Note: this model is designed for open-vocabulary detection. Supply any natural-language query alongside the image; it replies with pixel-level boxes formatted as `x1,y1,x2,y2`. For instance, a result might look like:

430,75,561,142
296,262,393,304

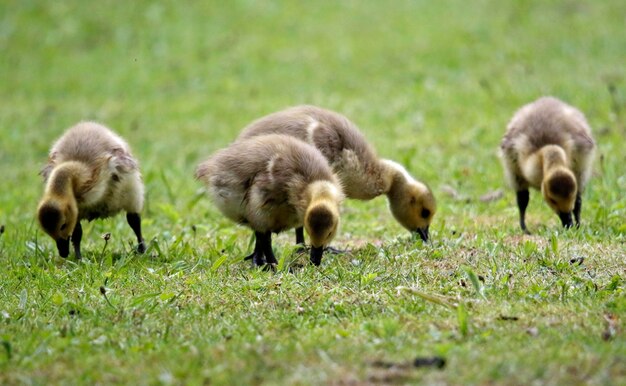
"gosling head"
304,181,342,266
541,168,577,228
388,180,436,242
37,198,78,257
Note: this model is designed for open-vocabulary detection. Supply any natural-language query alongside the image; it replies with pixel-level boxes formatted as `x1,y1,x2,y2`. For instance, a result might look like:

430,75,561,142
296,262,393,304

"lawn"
1,0,625,384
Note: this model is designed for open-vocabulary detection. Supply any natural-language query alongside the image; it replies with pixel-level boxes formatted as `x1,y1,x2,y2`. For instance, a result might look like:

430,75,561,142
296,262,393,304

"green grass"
1,0,625,384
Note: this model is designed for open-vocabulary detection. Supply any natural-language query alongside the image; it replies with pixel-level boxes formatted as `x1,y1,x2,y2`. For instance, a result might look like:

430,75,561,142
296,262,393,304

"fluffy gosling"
195,134,344,266
38,122,146,258
500,97,596,233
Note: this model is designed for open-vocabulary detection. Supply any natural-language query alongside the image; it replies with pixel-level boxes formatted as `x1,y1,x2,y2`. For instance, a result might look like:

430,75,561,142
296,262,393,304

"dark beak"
415,226,429,242
310,246,324,266
56,238,70,258
559,211,573,228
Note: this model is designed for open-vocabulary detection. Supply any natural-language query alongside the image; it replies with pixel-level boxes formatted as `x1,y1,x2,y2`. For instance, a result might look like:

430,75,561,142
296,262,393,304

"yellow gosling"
196,134,343,266
500,97,595,233
38,122,145,258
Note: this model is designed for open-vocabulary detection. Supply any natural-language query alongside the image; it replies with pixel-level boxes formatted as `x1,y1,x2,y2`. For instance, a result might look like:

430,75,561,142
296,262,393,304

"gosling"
500,96,596,233
38,122,146,258
195,134,344,266
237,105,436,243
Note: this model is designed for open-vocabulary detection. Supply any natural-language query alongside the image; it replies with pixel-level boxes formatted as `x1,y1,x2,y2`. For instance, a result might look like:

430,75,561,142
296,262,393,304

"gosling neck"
381,159,412,198
46,161,91,199
298,181,343,216
540,145,568,175
303,180,342,209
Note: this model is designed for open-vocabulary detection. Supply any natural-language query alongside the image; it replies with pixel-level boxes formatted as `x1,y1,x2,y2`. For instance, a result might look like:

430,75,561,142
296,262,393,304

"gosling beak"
415,226,429,242
56,237,70,258
559,211,573,228
310,246,324,266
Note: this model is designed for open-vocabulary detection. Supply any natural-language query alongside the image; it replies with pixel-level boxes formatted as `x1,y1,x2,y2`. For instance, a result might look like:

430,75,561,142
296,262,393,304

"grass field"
1,1,625,384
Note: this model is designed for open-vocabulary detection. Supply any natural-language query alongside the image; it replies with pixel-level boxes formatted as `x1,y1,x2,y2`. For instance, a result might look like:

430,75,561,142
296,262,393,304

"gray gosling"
195,134,344,266
237,105,436,243
38,122,146,258
500,97,595,233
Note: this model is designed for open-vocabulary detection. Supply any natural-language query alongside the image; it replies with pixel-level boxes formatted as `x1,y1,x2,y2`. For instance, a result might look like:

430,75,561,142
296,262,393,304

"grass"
1,0,625,384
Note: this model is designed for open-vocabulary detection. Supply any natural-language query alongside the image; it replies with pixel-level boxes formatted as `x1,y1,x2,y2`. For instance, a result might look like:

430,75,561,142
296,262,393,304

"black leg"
261,232,278,265
294,227,307,254
516,189,530,234
573,191,582,227
295,227,305,246
71,222,83,259
126,213,146,253
246,231,267,266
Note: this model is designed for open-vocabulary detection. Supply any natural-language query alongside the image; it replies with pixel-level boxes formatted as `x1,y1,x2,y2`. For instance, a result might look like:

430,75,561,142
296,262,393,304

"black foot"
137,240,146,254
295,244,307,255
245,252,276,271
245,251,266,267
245,231,277,268
244,252,276,264
295,244,345,255
325,246,345,255
264,251,278,265
262,263,277,272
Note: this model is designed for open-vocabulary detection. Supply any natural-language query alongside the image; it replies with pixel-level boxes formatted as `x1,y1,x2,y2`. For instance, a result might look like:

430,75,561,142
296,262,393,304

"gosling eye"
421,209,431,219
60,223,67,231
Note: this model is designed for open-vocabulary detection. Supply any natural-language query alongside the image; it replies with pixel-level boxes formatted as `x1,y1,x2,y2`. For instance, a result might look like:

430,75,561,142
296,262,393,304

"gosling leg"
295,227,305,246
261,232,278,266
516,189,530,234
294,227,307,254
71,222,83,260
245,231,270,267
126,213,146,253
573,191,582,227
